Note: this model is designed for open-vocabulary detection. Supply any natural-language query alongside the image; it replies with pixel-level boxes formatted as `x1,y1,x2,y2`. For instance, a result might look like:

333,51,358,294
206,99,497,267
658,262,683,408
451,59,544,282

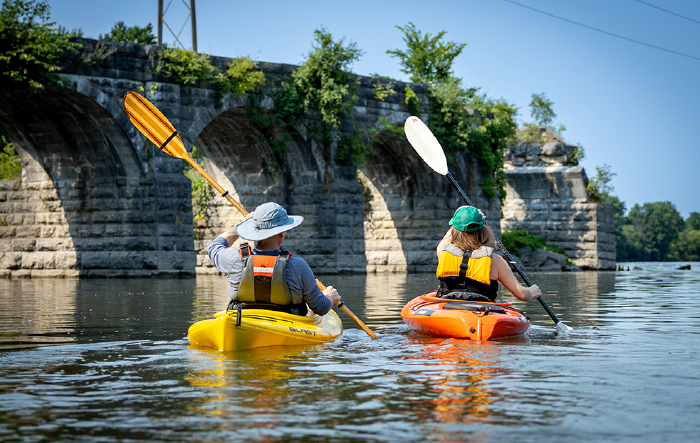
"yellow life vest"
436,244,493,285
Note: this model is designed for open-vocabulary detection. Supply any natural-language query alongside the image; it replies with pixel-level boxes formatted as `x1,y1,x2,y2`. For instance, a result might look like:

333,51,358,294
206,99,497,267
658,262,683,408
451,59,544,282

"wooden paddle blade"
404,116,449,175
122,91,188,159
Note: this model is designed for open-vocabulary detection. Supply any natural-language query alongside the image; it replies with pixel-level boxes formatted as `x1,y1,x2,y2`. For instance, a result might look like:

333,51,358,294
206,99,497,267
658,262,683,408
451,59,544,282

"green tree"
627,201,685,261
680,229,700,261
616,223,646,261
502,228,568,258
520,92,566,141
99,21,155,45
274,28,362,140
388,23,516,201
685,212,700,231
606,195,626,225
608,195,636,262
529,92,556,129
0,0,81,97
669,212,700,261
387,22,466,84
587,164,616,203
56,24,82,38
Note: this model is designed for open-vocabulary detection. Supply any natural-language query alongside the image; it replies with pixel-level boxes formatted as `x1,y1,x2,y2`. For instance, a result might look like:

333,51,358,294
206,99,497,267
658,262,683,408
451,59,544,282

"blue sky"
50,0,700,217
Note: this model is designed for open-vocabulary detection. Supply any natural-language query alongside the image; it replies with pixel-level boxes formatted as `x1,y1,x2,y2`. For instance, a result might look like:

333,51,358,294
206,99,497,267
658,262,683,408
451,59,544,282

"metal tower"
157,0,197,52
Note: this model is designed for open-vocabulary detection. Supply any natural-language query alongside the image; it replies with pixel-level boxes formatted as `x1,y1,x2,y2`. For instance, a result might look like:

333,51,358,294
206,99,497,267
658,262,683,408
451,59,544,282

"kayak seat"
227,301,308,325
442,302,507,314
440,291,494,303
227,299,307,315
236,303,291,312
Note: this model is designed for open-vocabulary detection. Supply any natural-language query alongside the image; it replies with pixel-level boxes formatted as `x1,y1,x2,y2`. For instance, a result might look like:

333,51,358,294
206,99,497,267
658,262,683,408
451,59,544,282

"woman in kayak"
207,202,341,316
436,206,542,303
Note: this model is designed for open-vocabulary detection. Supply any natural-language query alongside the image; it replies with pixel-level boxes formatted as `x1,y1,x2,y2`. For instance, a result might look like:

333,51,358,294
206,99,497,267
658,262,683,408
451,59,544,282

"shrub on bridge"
160,48,218,86
159,47,265,99
273,28,362,144
216,57,265,96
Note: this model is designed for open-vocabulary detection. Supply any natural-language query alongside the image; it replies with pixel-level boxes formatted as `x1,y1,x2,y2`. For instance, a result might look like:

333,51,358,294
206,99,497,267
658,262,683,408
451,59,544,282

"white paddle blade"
557,321,574,333
404,116,449,175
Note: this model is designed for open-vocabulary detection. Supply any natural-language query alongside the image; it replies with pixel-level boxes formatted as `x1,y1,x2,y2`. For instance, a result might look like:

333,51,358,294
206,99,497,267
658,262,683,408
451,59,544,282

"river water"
1,262,699,442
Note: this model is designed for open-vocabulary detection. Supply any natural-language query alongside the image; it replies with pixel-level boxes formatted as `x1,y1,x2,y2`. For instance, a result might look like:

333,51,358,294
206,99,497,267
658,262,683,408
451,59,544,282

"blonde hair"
450,225,494,251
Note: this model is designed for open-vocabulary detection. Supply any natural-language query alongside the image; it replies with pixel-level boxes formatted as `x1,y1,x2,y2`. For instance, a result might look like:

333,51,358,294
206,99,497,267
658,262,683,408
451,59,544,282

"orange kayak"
401,293,531,340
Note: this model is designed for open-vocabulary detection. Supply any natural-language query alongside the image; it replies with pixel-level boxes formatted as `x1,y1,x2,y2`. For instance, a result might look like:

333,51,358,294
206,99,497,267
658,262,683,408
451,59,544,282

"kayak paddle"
404,115,573,333
122,91,379,340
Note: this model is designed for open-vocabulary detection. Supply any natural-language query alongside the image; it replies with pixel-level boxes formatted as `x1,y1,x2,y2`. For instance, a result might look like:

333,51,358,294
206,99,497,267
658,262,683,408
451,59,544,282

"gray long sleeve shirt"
207,237,332,315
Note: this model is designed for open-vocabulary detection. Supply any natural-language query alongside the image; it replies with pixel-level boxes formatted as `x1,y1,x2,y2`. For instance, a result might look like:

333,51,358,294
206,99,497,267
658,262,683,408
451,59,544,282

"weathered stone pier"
501,141,616,270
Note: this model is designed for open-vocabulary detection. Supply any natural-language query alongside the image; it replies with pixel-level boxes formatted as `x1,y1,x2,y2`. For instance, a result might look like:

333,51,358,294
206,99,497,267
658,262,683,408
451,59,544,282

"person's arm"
436,228,452,258
216,212,254,247
206,212,257,272
217,228,239,247
286,257,338,315
207,236,241,275
491,254,542,301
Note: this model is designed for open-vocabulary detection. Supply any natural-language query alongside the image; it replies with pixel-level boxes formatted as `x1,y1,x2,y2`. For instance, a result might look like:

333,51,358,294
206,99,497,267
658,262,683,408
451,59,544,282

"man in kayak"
207,202,341,316
436,206,542,303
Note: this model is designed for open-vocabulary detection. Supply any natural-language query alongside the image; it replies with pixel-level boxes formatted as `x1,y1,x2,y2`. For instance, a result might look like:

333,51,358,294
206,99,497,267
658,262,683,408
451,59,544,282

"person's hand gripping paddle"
122,91,378,339
404,116,573,333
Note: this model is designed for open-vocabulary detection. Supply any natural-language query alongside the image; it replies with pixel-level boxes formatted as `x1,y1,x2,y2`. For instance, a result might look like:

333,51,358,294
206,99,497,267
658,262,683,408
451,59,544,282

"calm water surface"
1,262,699,442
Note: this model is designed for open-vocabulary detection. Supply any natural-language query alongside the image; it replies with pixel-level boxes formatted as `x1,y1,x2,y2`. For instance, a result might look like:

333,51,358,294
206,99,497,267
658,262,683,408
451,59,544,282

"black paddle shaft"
446,172,563,325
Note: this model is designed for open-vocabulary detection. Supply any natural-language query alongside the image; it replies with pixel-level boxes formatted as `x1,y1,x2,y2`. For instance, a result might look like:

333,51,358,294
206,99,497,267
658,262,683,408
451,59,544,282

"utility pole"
157,0,198,52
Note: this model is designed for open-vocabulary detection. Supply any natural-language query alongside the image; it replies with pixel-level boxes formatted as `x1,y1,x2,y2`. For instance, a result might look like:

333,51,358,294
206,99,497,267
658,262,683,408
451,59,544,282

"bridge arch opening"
190,106,368,274
0,86,194,277
357,129,457,273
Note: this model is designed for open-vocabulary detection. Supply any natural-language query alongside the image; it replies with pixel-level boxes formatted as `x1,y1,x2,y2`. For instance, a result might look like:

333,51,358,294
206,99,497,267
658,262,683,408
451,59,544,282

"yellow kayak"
187,308,343,351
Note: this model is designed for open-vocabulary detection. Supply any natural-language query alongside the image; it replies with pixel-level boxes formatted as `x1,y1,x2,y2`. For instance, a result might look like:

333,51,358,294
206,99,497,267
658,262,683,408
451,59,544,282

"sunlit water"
1,262,699,442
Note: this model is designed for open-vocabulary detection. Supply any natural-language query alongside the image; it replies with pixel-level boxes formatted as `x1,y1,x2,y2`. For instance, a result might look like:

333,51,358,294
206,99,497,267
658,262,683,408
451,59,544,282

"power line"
503,0,700,62
633,0,700,26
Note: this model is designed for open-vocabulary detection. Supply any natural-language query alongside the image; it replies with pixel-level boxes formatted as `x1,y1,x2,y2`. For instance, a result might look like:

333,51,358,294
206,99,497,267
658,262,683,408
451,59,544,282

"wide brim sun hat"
235,202,304,241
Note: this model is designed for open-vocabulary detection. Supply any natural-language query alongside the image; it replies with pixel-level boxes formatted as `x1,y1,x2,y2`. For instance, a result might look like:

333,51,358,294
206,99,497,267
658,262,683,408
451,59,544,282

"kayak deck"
401,293,530,340
188,308,343,351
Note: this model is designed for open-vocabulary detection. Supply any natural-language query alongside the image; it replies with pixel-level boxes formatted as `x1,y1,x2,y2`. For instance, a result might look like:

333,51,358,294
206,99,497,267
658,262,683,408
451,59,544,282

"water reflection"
189,274,230,322
0,279,199,350
0,279,78,348
405,339,502,425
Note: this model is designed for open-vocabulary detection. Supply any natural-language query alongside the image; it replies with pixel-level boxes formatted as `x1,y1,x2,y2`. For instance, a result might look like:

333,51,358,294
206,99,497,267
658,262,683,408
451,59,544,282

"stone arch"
357,128,499,273
0,86,195,277
189,105,367,274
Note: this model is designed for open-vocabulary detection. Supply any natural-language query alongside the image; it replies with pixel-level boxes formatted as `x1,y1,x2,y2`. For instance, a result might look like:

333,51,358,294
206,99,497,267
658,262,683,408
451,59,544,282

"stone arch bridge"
0,39,499,278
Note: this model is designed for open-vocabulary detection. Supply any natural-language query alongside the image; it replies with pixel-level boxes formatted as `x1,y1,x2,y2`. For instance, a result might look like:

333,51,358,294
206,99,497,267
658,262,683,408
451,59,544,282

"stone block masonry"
501,166,616,270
